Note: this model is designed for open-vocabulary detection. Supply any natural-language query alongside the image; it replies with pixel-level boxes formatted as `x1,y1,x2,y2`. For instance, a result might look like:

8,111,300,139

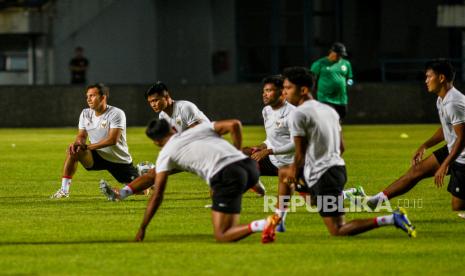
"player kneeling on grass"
51,83,139,198
282,66,416,237
135,118,280,243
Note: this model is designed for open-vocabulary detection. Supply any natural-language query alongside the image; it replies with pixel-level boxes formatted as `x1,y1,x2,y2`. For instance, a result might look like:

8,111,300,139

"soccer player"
135,118,280,243
100,81,264,200
367,60,465,213
99,81,210,200
51,83,139,198
244,75,365,232
282,66,415,237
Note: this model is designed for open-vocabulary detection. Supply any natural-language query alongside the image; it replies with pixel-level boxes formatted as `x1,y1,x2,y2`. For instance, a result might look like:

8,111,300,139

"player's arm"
213,119,242,149
435,123,465,187
251,141,295,161
287,136,307,185
135,171,169,242
86,128,122,151
412,127,444,166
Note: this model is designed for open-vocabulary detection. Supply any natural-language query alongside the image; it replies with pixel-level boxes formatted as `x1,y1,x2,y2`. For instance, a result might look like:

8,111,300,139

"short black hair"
262,75,284,89
87,83,109,99
146,118,171,141
145,81,169,99
282,67,314,89
425,59,456,82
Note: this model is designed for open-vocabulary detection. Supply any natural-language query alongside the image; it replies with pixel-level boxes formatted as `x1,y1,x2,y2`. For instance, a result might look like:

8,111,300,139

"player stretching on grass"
51,83,139,198
135,118,280,243
100,81,265,200
243,75,365,232
367,60,465,214
282,66,416,237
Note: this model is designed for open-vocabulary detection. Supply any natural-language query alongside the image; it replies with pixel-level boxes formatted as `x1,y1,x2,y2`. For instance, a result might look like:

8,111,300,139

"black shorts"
85,150,139,184
308,166,347,217
258,155,279,176
433,145,449,164
209,158,259,214
433,145,465,200
321,102,347,121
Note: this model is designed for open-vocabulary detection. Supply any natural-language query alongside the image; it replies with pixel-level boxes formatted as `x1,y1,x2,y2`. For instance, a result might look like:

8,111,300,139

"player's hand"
135,228,145,242
411,146,426,166
251,149,272,162
434,164,448,188
68,143,77,155
285,165,298,187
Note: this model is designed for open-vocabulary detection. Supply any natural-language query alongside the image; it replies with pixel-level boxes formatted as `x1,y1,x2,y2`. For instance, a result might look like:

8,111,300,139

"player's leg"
447,162,465,211
452,196,465,211
211,211,251,242
99,161,142,200
210,159,280,243
321,208,416,237
52,147,94,198
367,153,440,208
275,166,291,231
101,170,156,201
322,215,377,236
251,156,278,196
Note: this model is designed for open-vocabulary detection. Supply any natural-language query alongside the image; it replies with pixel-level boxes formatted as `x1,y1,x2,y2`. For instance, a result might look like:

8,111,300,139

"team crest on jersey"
276,120,283,128
341,65,347,71
100,120,108,128
176,117,182,126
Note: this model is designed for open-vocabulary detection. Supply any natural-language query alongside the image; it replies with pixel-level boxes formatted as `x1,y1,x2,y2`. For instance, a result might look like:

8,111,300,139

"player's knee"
452,203,465,211
213,232,228,242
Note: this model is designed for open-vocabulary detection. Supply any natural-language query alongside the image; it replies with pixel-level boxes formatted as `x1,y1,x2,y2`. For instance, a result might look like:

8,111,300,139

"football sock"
368,191,388,207
275,208,288,222
61,176,72,193
119,186,134,200
342,187,357,199
375,215,394,226
248,219,267,232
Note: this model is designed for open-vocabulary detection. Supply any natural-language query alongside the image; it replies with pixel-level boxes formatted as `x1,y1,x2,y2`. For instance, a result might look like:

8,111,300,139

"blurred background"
0,0,464,126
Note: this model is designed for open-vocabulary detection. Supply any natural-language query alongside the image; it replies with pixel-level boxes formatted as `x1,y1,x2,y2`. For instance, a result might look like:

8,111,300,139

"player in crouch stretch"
135,118,280,243
366,60,465,215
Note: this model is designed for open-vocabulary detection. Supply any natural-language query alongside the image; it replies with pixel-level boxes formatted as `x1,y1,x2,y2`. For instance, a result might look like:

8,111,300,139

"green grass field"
0,125,464,275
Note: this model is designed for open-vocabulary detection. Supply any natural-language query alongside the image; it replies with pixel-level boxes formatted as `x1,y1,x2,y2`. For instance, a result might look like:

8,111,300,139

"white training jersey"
262,101,295,168
289,100,345,187
436,87,465,164
78,105,132,164
155,122,247,185
159,100,210,133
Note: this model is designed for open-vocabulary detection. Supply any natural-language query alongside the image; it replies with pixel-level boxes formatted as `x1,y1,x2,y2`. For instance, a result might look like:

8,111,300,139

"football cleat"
458,213,465,220
393,207,416,238
354,185,367,197
99,179,117,201
50,189,69,199
251,180,266,197
261,214,281,243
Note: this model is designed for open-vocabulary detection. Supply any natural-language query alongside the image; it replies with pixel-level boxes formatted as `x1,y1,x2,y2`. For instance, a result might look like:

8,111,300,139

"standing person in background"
69,46,89,84
310,42,353,121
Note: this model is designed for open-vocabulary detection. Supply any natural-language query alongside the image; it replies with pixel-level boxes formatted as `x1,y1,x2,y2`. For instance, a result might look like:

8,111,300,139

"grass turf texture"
0,125,463,275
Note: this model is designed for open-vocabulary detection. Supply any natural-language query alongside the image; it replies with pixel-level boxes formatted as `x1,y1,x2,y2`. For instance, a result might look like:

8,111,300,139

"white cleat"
99,179,117,201
50,189,69,199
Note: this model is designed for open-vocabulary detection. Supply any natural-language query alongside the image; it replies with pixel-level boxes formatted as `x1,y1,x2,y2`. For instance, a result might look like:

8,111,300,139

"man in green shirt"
310,42,353,121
